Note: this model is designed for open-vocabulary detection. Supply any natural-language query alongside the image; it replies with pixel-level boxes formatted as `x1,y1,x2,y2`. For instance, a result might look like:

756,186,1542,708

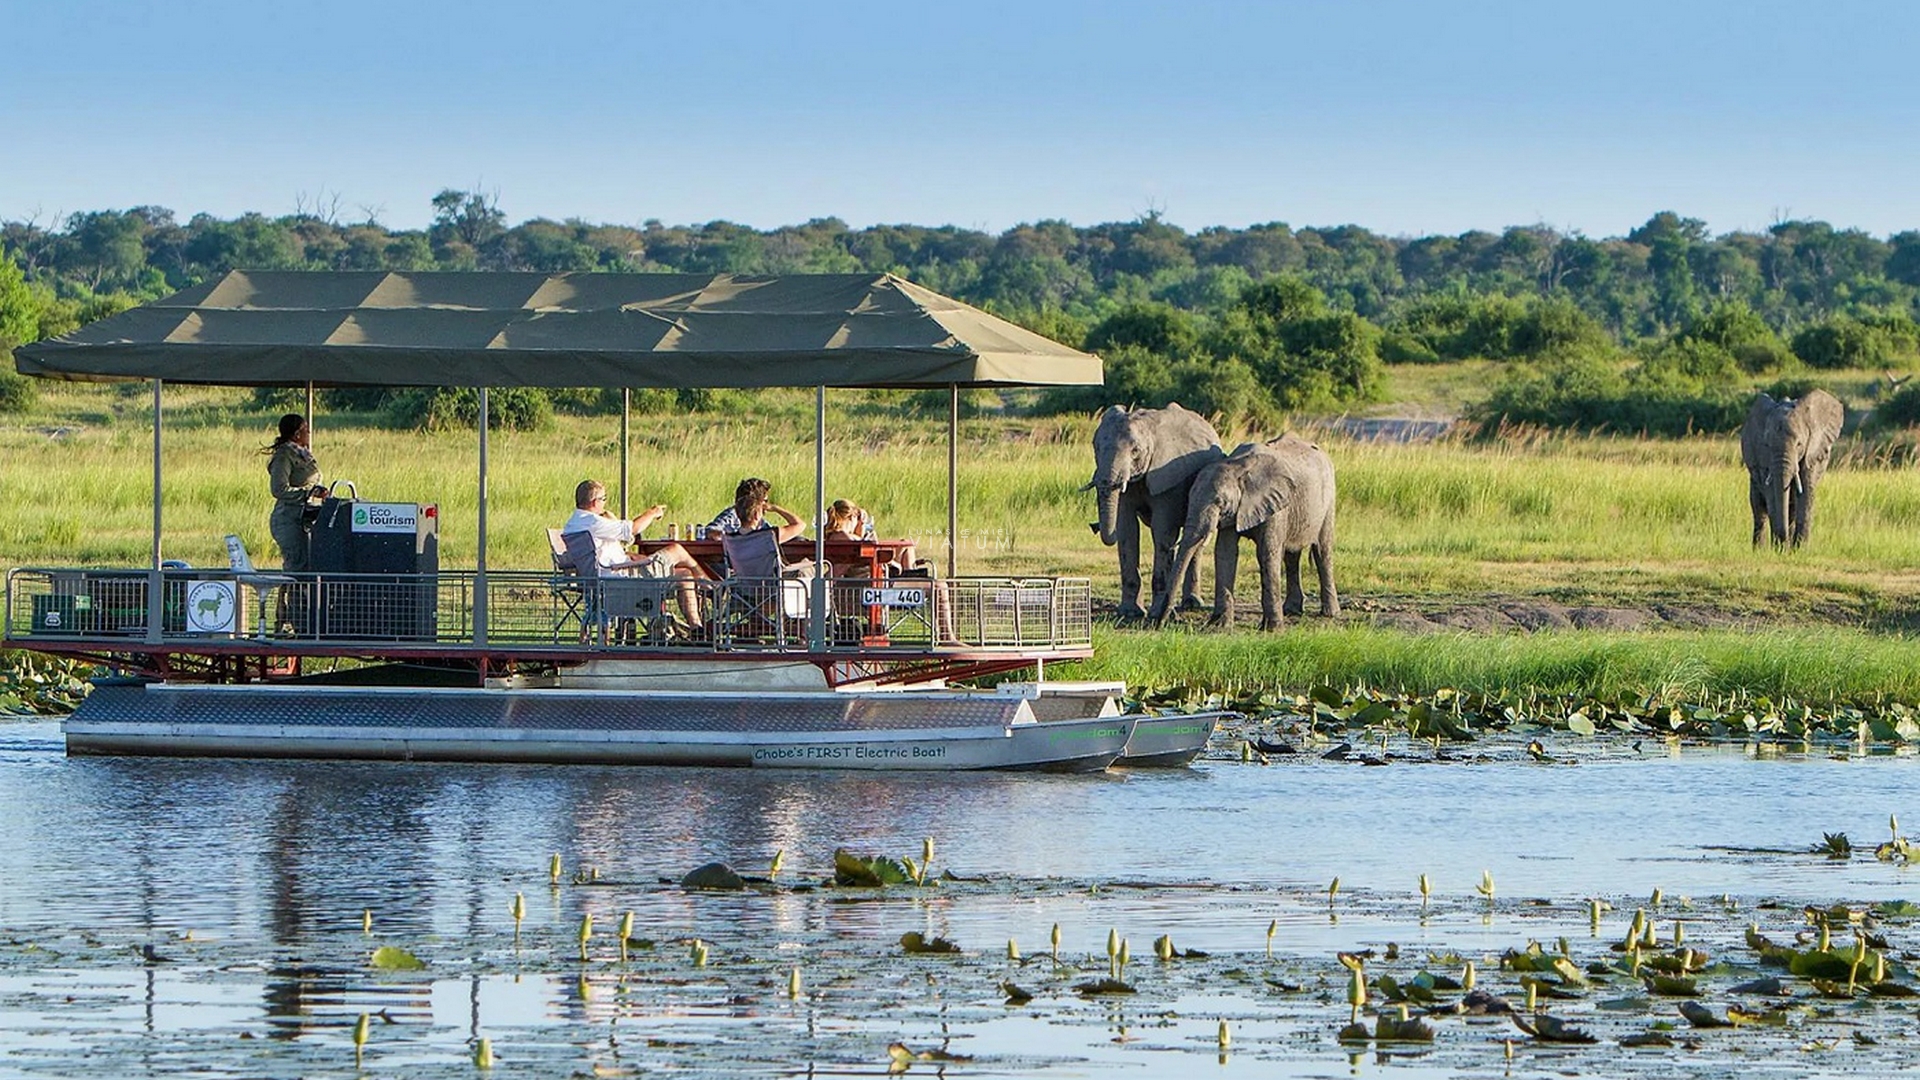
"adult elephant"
1085,403,1225,621
1149,435,1337,631
1740,389,1844,549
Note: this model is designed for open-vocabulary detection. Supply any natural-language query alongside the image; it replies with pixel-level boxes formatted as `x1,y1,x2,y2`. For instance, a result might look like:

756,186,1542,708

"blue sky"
3,0,1916,238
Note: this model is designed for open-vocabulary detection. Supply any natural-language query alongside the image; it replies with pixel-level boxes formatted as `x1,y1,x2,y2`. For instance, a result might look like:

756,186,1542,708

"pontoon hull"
62,683,1133,772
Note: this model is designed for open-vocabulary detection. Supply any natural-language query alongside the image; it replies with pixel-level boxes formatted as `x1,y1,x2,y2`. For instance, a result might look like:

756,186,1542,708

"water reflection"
4,718,1919,1076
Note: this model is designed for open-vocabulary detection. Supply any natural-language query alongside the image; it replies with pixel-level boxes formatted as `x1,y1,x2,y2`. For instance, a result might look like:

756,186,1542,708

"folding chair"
545,528,587,642
717,529,823,646
560,530,681,645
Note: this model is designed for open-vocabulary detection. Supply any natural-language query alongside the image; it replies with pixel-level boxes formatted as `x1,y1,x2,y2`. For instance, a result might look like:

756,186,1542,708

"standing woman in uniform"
264,412,325,571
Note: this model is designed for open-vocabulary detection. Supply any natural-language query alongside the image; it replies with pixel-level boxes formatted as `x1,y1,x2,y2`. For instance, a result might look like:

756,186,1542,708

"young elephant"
1740,389,1843,549
1149,435,1337,631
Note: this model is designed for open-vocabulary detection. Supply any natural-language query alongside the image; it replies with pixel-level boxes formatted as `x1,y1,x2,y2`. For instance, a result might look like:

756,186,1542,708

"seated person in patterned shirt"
705,476,771,538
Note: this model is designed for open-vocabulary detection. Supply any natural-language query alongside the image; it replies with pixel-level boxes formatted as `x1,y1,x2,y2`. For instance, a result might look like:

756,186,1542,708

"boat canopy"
13,270,1103,389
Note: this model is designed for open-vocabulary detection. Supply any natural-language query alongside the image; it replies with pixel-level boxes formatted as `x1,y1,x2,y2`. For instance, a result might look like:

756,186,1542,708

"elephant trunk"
1167,505,1221,602
1094,471,1127,547
1770,449,1795,547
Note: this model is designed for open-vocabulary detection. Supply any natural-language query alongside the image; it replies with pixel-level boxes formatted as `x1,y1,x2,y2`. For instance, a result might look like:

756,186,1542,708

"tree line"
5,192,1920,432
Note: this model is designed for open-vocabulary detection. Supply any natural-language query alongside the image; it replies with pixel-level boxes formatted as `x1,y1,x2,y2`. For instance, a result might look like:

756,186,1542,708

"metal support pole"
304,382,314,442
810,385,827,651
147,379,163,644
947,384,958,578
619,388,631,518
474,387,489,647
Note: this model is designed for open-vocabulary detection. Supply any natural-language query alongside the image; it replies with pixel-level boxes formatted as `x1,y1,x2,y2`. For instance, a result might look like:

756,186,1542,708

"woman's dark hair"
260,413,306,454
734,488,766,524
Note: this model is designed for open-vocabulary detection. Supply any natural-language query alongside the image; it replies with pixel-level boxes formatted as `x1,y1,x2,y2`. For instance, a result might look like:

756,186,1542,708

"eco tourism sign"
350,503,418,534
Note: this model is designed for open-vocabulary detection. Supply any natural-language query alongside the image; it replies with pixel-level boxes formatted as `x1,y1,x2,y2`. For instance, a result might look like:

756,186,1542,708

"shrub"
1168,359,1279,426
1035,344,1176,414
1867,381,1920,432
1471,347,1747,435
386,386,553,431
1793,316,1893,370
0,365,36,413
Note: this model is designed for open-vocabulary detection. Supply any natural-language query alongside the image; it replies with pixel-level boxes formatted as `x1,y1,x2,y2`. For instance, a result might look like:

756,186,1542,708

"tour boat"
5,271,1226,770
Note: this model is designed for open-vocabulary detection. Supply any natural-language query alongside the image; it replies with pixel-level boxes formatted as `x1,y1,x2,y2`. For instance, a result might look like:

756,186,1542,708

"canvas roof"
14,270,1103,389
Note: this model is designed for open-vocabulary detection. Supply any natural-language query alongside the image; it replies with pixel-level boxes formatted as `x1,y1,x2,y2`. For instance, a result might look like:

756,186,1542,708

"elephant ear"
1232,446,1293,532
1143,403,1225,496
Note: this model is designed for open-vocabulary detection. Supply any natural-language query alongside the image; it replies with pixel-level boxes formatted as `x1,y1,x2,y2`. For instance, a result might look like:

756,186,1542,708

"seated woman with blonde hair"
825,498,923,575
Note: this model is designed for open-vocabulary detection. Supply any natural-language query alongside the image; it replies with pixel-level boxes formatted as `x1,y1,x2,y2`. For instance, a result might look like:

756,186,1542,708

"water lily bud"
1051,923,1062,959
789,966,802,999
923,836,935,869
619,912,634,943
1328,877,1341,904
1650,887,1664,909
549,853,562,885
1240,741,1253,762
1218,1019,1230,1049
474,1037,494,1069
510,892,525,925
770,849,785,878
1672,921,1684,945
691,939,708,967
1155,934,1173,961
1557,936,1571,957
903,856,920,883
578,912,593,944
1008,938,1020,961
1107,928,1119,959
1462,960,1475,991
1504,1039,1514,1061
1893,814,1902,839
1266,919,1277,957
362,909,372,935
1118,938,1131,969
1873,951,1888,984
1818,923,1831,953
1524,981,1538,1012
352,1012,370,1059
1347,966,1368,1016
1419,874,1431,902
1477,870,1495,900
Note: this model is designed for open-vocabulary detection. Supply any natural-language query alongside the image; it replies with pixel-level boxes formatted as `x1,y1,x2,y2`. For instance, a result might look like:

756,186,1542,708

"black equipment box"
309,499,440,641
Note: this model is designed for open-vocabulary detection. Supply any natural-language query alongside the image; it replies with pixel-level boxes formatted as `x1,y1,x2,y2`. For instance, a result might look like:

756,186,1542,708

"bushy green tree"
1792,315,1895,369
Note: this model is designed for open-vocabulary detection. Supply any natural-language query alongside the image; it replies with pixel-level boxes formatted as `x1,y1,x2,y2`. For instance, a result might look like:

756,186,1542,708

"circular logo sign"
354,507,369,526
186,579,238,633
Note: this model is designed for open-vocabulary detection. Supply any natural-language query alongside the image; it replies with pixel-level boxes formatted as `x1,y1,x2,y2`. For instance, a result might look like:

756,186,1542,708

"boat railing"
2,567,1093,654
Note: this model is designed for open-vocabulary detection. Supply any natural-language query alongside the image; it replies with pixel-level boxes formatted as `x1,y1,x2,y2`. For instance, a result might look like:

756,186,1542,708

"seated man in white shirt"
562,479,711,632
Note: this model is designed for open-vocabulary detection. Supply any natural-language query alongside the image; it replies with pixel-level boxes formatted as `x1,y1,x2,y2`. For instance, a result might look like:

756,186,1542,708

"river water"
1,718,1915,1079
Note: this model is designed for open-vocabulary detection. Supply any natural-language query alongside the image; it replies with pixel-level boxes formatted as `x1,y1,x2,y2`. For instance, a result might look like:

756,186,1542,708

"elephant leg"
1793,476,1816,548
1208,530,1239,629
1146,504,1183,617
1257,529,1287,631
1280,548,1305,618
1115,504,1144,621
1313,515,1344,614
1747,476,1767,548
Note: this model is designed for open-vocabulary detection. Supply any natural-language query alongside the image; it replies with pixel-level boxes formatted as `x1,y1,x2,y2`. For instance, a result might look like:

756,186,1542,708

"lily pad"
369,945,425,971
899,932,961,955
1072,978,1136,996
833,848,910,887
